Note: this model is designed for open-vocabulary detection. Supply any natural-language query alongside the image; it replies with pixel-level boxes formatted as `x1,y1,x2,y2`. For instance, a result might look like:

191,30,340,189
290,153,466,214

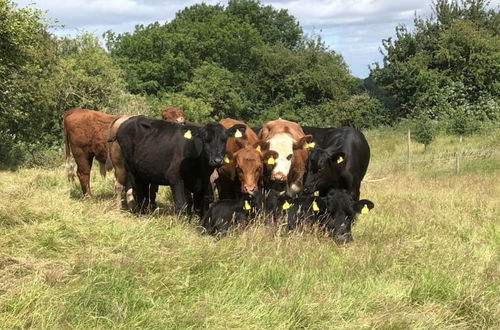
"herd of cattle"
63,107,374,243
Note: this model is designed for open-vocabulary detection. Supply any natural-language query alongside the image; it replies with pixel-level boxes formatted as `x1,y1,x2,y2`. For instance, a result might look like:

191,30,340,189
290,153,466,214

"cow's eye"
286,154,292,160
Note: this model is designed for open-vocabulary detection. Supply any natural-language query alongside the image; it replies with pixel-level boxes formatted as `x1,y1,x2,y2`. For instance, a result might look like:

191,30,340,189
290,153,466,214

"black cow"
116,116,245,215
280,188,374,243
200,188,288,235
200,191,264,235
303,127,370,200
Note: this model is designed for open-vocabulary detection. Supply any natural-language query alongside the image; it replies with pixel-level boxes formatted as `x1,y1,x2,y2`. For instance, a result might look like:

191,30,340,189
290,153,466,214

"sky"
14,0,499,78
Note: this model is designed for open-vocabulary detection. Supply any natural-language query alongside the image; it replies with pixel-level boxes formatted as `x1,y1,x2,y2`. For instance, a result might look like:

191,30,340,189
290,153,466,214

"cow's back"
117,116,195,185
259,119,305,142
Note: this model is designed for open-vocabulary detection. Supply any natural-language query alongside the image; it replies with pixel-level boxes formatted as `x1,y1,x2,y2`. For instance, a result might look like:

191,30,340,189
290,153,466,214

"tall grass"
0,129,499,329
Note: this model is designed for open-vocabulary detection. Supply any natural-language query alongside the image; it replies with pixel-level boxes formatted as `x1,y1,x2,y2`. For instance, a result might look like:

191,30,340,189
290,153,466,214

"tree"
183,62,247,120
371,0,500,122
413,114,436,151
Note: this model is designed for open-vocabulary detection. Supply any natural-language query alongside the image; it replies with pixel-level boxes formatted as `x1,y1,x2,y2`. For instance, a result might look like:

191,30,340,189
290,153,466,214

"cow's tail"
63,116,76,182
105,116,122,174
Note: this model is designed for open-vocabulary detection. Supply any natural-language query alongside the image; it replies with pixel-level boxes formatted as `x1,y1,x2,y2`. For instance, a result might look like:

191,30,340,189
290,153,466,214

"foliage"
56,33,125,111
148,92,214,123
334,93,389,129
371,0,500,122
106,1,356,125
412,114,437,150
183,62,247,120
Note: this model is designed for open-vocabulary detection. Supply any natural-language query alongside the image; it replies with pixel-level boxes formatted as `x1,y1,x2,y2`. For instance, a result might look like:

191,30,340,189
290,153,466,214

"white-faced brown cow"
63,108,117,196
258,119,312,196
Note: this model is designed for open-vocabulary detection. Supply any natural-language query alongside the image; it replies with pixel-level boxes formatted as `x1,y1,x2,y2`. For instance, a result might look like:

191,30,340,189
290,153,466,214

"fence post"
455,152,460,174
407,129,411,172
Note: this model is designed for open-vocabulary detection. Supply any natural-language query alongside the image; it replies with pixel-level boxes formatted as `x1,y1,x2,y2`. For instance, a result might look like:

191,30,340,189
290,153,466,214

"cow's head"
323,189,374,243
183,122,246,167
162,107,185,124
227,140,265,195
263,133,313,183
303,148,346,195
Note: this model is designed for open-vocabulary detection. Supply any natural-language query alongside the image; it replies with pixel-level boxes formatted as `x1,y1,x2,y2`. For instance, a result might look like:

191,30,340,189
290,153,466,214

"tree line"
1,0,498,167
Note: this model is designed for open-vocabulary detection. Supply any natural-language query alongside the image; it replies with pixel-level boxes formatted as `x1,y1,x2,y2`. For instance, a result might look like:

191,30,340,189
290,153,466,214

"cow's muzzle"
271,172,287,182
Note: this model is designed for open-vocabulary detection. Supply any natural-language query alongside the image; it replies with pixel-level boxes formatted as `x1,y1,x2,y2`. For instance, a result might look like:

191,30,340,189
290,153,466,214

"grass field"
1,128,499,329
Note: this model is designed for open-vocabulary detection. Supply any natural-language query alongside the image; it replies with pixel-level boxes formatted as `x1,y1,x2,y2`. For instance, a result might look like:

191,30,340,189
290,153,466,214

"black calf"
279,188,374,243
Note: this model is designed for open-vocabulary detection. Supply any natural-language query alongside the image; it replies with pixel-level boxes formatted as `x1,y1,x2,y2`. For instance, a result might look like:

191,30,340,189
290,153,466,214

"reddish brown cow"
258,119,312,196
216,118,265,199
161,107,185,123
63,108,117,196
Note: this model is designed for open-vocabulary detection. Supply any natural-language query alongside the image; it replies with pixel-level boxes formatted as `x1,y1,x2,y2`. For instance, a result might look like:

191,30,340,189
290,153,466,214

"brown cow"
107,115,135,207
215,118,264,199
258,119,312,196
161,107,185,123
63,108,117,196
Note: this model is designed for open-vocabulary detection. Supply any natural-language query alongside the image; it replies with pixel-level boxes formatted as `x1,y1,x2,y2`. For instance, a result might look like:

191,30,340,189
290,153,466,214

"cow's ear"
253,140,269,153
354,199,374,214
180,126,199,140
224,150,234,165
328,152,346,165
235,138,248,149
226,124,247,138
263,150,278,166
140,122,152,129
293,134,314,150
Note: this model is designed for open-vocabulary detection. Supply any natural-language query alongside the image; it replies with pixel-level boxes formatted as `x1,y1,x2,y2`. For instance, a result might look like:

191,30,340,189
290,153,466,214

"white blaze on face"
268,133,294,181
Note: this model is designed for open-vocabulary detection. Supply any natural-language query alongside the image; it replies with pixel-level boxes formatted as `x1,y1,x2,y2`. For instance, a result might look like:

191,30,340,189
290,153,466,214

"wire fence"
367,126,500,176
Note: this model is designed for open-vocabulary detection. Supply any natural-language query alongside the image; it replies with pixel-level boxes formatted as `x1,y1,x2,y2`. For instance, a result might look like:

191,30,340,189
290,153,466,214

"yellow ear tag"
255,145,261,152
313,191,320,197
224,156,231,164
267,156,275,165
243,200,251,210
282,200,292,210
361,204,369,214
337,156,344,164
183,130,192,139
303,142,315,149
234,129,243,138
312,200,320,212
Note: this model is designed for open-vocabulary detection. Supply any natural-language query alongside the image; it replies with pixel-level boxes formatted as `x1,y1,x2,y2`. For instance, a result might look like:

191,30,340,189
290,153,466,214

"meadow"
1,127,499,329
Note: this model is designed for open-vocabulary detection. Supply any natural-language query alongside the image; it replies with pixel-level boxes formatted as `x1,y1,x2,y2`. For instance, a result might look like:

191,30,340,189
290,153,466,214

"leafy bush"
412,115,437,150
148,92,213,123
334,93,389,129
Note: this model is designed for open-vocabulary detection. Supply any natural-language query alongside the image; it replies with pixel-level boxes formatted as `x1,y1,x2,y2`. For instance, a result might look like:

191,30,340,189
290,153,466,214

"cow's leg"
149,184,159,210
171,182,187,214
74,152,93,196
184,189,193,214
341,173,357,200
133,179,149,213
125,176,136,210
114,179,124,207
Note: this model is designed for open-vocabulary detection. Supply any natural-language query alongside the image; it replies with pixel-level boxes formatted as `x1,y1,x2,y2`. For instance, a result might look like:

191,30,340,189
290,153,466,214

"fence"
367,126,500,176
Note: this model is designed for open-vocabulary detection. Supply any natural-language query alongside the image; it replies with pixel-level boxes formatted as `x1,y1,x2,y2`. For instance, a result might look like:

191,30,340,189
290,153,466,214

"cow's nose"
213,157,224,165
177,117,184,123
243,185,257,194
272,172,287,182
